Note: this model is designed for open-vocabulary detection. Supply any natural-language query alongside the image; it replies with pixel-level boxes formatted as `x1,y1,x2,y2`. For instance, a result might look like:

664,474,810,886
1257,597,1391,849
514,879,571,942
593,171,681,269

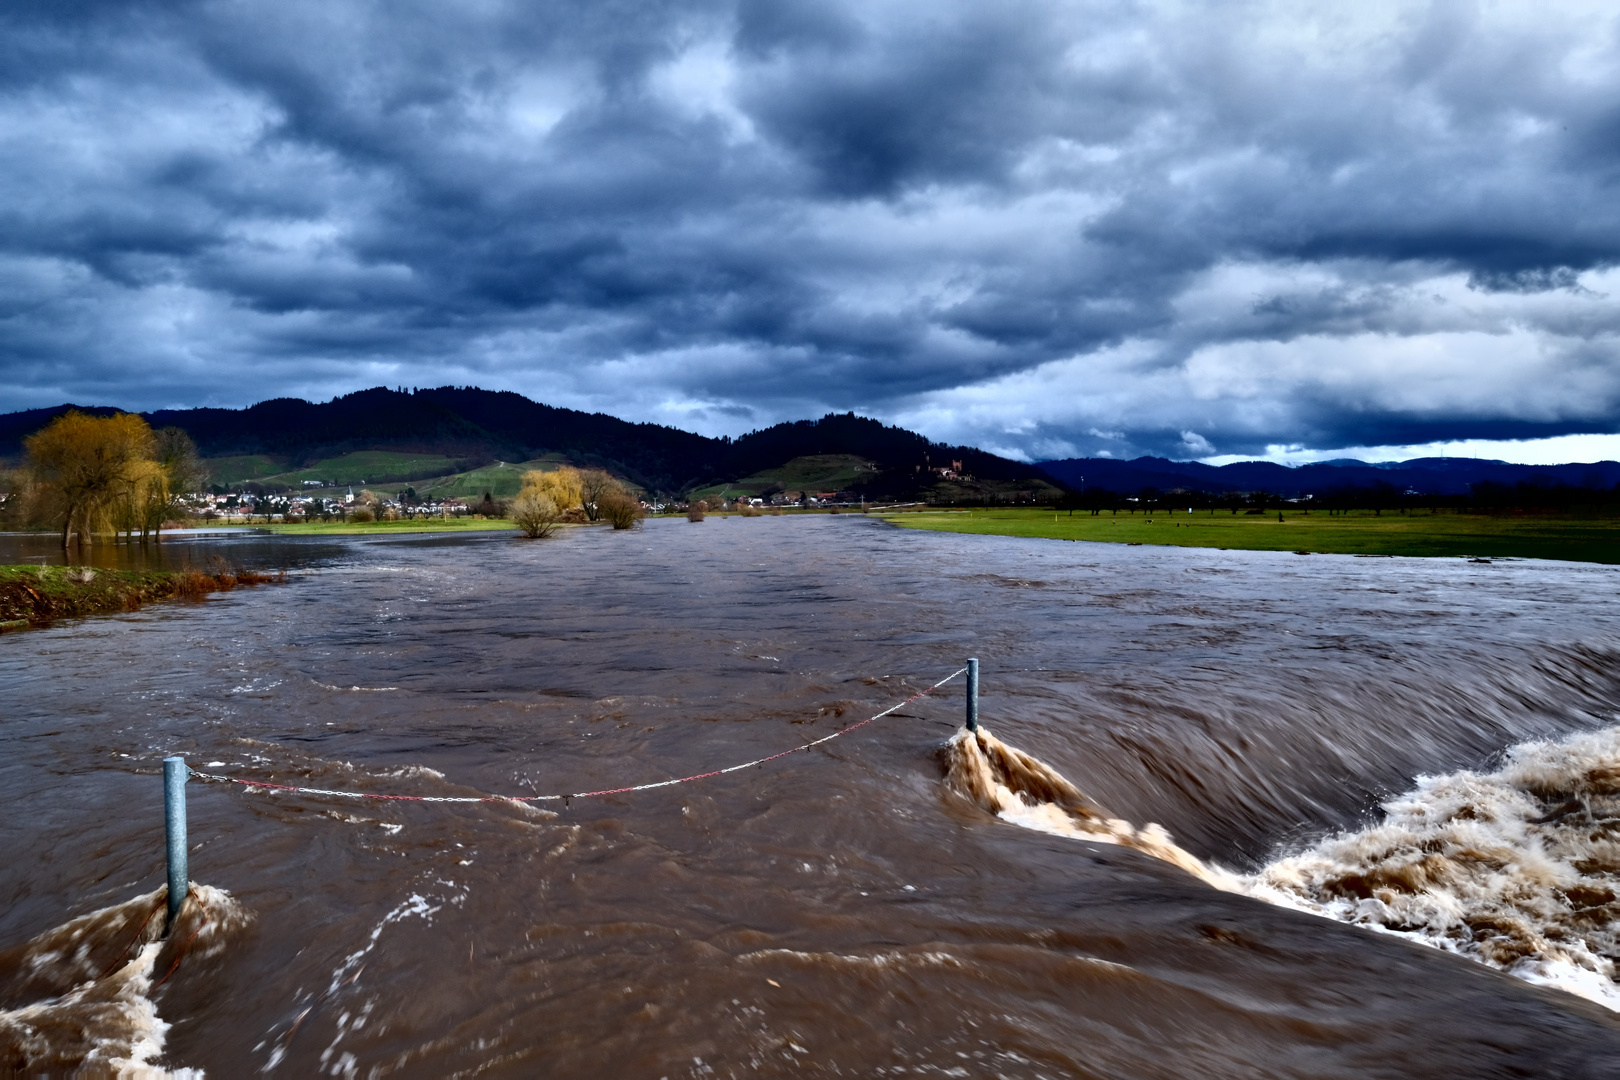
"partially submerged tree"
511,490,563,538
101,425,200,543
578,468,624,522
513,467,583,537
598,490,644,529
108,457,168,542
146,427,205,538
26,411,158,549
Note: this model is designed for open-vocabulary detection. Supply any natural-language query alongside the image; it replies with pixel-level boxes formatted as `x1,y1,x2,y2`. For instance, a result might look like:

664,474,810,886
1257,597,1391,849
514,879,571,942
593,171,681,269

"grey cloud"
1468,267,1588,294
1,0,1618,460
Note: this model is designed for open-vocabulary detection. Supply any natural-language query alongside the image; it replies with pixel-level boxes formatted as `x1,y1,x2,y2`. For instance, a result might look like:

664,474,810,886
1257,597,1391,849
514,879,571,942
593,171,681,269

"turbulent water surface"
3,516,1620,1077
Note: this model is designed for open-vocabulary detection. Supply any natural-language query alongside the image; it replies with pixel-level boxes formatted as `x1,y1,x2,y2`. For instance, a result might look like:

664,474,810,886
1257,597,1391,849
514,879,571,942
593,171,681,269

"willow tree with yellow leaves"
510,465,584,539
510,465,642,536
26,411,163,549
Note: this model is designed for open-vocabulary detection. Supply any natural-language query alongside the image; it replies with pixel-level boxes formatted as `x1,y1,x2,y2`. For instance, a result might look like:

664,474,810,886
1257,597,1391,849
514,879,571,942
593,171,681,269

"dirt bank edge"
0,564,284,631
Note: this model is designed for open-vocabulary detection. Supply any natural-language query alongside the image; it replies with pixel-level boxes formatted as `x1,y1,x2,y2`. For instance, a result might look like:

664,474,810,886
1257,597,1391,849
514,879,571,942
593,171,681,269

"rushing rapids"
1253,727,1620,1009
2,516,1620,1077
945,722,1620,1009
0,885,248,1075
942,726,1232,886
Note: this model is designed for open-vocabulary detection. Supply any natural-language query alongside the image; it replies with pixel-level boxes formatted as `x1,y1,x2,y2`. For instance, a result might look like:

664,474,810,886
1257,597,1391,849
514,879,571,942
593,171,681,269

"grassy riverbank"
877,507,1620,563
0,564,283,631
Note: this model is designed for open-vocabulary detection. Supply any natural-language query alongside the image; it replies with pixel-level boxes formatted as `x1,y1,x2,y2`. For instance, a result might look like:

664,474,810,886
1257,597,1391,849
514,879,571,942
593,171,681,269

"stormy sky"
4,0,1620,462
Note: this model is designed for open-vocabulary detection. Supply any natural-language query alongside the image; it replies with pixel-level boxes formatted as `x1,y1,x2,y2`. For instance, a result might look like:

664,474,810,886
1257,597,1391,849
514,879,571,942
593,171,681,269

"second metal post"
164,756,188,933
966,657,979,732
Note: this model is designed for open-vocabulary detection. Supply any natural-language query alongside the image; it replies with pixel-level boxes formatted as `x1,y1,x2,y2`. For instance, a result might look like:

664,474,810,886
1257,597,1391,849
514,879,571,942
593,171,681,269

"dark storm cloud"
1,0,1619,458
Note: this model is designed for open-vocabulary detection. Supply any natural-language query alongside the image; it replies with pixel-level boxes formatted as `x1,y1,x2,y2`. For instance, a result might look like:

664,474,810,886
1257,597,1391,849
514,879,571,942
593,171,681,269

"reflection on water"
0,529,355,573
2,516,1619,1077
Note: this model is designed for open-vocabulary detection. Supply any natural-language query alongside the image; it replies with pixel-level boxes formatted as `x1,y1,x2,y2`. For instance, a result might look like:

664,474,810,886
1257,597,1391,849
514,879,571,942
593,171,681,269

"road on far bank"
876,507,1620,564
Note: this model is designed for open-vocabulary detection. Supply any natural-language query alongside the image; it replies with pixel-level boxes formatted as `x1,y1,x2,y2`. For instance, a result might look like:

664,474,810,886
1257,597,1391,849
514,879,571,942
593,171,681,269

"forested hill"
0,387,1052,498
7,390,1615,499
1038,455,1620,497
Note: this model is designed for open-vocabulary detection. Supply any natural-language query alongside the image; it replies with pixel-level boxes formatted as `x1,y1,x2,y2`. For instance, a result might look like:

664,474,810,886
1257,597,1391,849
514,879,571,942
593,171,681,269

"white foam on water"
377,765,445,780
943,728,1239,890
310,681,399,693
0,939,173,1077
0,884,248,1076
1249,726,1620,1010
740,948,968,972
259,891,443,1073
944,724,1620,1010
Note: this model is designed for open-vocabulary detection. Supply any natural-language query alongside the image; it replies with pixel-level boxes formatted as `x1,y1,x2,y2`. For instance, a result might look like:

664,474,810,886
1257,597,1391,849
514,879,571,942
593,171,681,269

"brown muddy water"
3,516,1620,1077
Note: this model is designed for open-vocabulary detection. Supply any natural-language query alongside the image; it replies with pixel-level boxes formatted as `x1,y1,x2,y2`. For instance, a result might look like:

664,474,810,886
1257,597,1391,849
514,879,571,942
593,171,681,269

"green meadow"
877,507,1620,564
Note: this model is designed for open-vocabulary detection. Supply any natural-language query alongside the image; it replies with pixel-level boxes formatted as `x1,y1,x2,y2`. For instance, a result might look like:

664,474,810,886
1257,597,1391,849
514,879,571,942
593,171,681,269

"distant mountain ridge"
1036,455,1620,497
0,387,1054,499
9,388,1611,499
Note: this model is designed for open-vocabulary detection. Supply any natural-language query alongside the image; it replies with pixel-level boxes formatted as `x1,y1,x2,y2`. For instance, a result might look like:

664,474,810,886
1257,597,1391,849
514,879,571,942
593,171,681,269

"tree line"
0,411,205,548
510,466,643,537
1052,480,1620,516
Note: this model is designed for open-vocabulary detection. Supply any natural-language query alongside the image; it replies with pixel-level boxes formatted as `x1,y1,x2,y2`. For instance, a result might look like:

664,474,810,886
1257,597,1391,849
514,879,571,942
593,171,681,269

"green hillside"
205,450,470,489
265,451,466,486
690,454,878,500
412,456,573,499
205,454,284,485
204,452,612,500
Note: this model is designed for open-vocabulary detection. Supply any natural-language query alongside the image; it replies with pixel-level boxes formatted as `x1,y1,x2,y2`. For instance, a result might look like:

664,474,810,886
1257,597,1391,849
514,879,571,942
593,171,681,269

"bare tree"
577,468,622,522
147,427,205,540
511,490,563,538
598,491,644,529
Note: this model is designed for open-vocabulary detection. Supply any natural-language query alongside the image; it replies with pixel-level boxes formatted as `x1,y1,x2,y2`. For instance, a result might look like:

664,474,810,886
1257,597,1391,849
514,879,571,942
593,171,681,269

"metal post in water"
966,658,979,732
163,756,188,932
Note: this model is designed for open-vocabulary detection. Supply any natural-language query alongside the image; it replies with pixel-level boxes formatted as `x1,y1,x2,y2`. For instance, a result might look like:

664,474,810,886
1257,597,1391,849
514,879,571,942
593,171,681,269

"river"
2,515,1618,1077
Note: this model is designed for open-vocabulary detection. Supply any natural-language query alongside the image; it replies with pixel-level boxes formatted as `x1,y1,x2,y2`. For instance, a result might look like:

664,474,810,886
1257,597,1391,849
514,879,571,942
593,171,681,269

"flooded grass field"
883,506,1620,563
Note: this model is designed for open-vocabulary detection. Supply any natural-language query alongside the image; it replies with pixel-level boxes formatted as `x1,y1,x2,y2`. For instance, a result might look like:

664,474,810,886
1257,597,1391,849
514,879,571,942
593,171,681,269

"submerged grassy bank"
0,564,284,631
877,507,1620,563
251,518,517,536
